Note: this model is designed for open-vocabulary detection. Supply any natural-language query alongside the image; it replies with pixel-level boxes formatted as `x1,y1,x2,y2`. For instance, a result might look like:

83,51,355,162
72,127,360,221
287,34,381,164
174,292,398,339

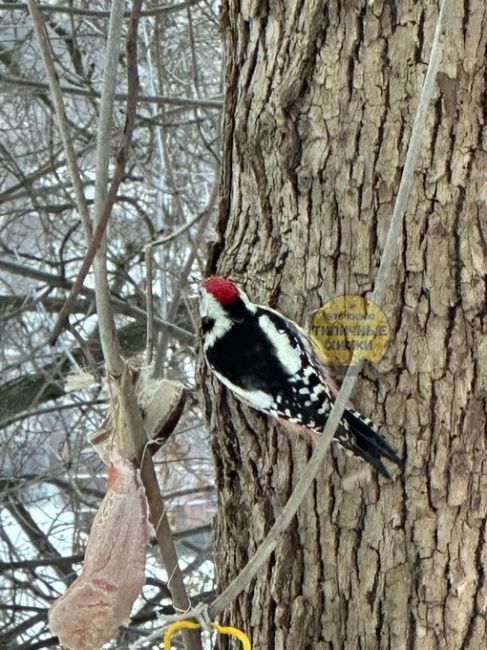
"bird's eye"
201,316,214,333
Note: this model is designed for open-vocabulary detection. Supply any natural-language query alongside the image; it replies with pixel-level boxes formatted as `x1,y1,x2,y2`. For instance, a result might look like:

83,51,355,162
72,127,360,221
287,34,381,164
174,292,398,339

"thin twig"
49,0,143,347
26,0,92,240
48,214,119,345
1,0,203,18
0,256,193,343
145,247,155,365
145,209,210,250
0,143,93,204
0,73,223,109
152,178,218,377
1,400,107,429
144,206,209,370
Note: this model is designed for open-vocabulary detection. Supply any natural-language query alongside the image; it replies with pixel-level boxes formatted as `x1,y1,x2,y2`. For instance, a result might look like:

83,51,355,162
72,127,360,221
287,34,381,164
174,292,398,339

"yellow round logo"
310,295,389,367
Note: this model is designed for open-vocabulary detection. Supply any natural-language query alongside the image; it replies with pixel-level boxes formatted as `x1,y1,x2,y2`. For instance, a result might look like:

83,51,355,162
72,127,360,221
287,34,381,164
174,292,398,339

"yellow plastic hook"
163,619,251,650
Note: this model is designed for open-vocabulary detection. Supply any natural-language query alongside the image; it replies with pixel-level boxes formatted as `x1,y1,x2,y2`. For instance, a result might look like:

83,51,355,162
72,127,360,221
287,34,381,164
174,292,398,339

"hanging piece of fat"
48,457,148,650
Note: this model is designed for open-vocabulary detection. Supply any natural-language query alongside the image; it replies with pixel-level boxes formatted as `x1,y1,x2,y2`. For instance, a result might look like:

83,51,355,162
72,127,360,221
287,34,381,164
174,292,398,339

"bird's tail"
338,409,403,478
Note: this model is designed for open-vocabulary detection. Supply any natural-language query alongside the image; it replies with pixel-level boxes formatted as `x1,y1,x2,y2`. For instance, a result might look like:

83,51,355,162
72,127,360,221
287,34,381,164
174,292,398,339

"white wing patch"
257,314,302,375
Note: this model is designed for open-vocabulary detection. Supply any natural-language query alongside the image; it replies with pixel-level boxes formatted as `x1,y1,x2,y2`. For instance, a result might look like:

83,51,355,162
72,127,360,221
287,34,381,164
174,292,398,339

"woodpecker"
200,276,403,478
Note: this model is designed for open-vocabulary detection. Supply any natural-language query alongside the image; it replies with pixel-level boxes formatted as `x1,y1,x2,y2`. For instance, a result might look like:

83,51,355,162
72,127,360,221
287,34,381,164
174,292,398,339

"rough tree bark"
204,1,487,649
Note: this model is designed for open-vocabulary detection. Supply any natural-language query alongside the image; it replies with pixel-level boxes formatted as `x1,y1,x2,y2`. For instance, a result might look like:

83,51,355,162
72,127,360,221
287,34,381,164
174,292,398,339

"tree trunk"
205,1,487,648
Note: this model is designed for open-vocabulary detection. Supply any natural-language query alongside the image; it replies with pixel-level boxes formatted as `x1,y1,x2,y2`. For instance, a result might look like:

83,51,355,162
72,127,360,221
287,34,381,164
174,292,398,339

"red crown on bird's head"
202,276,239,306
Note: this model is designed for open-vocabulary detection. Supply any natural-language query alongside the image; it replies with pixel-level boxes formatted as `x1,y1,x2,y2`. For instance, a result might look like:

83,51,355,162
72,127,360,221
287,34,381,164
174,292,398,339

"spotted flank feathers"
269,360,402,478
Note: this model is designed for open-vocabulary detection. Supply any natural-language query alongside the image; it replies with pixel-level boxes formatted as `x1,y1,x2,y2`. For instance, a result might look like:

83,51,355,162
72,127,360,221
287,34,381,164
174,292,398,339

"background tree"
0,1,221,647
206,1,487,648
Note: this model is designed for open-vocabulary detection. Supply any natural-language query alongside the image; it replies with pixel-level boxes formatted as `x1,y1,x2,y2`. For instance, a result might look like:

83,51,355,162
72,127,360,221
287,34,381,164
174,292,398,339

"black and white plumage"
200,276,403,478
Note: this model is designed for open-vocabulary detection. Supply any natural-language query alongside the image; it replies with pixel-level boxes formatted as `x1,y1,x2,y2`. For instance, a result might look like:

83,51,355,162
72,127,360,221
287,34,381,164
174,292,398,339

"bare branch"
0,0,203,18
49,0,154,346
3,494,75,584
0,256,194,342
146,209,210,250
26,0,92,240
118,368,201,650
87,0,127,375
0,73,223,109
0,554,84,571
0,613,47,647
145,247,155,365
151,185,217,377
0,144,91,204
0,322,143,427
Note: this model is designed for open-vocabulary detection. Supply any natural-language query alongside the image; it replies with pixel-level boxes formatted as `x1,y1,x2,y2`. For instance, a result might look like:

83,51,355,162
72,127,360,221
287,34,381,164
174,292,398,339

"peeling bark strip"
207,1,487,649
